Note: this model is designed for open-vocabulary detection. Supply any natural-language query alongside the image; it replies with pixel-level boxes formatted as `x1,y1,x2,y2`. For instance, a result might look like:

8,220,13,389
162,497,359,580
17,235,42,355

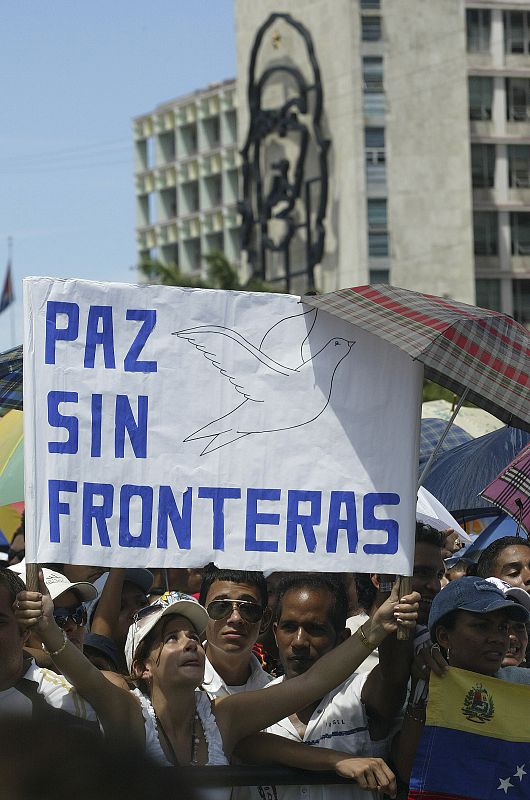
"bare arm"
15,575,145,747
215,582,419,752
234,733,396,798
90,568,125,640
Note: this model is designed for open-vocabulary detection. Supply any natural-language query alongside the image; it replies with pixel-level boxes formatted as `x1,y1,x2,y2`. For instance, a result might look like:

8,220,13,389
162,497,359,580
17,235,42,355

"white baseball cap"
485,577,530,614
9,562,98,603
124,591,209,671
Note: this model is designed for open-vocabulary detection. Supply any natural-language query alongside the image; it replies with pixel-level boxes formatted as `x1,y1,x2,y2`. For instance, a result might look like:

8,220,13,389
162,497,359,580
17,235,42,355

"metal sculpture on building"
239,13,330,292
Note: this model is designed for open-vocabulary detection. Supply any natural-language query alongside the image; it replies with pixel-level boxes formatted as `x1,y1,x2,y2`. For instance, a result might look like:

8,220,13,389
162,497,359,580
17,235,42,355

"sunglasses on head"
206,599,264,624
53,604,87,629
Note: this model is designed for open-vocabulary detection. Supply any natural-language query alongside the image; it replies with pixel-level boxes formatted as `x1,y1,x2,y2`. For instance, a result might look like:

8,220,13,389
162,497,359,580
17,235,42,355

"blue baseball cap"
429,576,530,640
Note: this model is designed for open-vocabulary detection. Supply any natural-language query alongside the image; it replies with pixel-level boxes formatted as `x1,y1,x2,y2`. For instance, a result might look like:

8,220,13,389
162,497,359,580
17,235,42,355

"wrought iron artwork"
239,13,330,292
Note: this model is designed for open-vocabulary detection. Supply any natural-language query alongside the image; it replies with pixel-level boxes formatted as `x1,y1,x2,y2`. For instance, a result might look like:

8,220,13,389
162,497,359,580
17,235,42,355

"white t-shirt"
0,659,97,723
249,672,388,800
201,653,272,699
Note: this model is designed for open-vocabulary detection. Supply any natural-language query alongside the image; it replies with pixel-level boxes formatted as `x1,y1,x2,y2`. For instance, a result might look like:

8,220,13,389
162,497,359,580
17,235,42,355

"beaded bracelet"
41,630,68,657
357,623,376,650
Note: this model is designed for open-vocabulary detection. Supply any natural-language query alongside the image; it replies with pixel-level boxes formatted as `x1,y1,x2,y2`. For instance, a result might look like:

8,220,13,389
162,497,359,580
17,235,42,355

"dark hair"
476,536,530,579
432,609,460,645
275,574,348,633
0,569,26,604
199,564,267,607
354,573,377,614
415,522,444,549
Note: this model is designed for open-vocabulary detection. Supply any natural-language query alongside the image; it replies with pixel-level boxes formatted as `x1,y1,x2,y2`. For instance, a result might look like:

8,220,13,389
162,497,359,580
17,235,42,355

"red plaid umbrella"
480,442,530,535
302,285,530,433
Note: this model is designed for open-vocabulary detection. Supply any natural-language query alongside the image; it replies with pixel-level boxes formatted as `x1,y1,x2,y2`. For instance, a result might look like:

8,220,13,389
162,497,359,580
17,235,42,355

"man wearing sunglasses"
199,566,272,697
9,564,97,661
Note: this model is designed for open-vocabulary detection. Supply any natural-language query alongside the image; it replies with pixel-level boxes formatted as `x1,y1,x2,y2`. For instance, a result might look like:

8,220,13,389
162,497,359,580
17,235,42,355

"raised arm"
235,732,397,798
89,568,125,641
15,572,144,746
215,581,419,752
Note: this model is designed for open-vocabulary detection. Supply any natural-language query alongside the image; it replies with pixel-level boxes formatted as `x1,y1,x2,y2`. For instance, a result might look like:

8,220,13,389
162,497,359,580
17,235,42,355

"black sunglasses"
53,604,87,629
206,599,264,624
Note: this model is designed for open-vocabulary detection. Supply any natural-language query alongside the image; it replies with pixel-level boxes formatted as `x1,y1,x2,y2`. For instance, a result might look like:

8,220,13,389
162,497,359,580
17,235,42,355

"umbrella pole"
417,388,470,489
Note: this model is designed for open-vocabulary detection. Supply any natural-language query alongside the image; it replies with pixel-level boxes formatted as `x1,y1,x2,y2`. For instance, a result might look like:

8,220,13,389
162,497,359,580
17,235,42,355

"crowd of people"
2,517,530,799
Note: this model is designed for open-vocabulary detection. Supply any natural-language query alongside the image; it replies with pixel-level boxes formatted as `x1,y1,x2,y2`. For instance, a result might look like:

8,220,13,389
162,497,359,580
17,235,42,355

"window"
506,78,530,121
513,280,530,326
471,144,495,188
363,57,384,93
369,269,389,284
505,11,530,55
367,199,388,257
365,127,386,183
475,279,501,312
469,77,493,120
466,9,491,52
361,0,380,8
511,213,530,255
508,146,530,188
361,16,382,41
473,211,498,255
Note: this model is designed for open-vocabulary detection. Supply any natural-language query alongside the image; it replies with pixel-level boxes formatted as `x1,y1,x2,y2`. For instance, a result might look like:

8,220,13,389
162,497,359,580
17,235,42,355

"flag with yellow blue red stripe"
408,667,530,799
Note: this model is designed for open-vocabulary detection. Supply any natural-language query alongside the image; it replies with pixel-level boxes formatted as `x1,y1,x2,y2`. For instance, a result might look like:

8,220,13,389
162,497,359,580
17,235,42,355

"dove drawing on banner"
174,308,355,456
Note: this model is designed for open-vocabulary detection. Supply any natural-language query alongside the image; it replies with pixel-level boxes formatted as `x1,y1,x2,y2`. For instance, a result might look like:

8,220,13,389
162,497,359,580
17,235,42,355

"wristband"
41,630,68,657
356,623,376,650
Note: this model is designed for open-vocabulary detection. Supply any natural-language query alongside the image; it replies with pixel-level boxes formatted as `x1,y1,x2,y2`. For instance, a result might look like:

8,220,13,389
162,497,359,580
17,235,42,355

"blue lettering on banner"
286,490,321,553
245,488,280,552
114,395,148,458
45,302,79,364
157,486,192,550
198,487,241,550
119,485,153,548
91,394,103,457
48,479,77,542
84,306,116,369
326,491,358,553
124,310,157,373
82,483,113,547
47,391,79,454
362,493,400,554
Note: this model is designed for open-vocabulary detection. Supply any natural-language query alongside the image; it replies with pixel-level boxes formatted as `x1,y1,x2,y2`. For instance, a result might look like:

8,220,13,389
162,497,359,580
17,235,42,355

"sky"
0,0,236,352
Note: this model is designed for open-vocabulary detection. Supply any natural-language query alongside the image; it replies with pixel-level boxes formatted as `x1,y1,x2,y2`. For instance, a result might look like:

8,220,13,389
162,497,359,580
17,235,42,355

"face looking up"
137,615,205,688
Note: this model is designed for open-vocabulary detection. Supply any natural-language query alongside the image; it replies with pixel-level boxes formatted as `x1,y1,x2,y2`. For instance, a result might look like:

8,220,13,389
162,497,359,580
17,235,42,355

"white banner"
24,277,422,574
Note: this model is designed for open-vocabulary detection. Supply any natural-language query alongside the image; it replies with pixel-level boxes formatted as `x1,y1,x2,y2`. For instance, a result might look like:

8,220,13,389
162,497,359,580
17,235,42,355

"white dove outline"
173,308,355,456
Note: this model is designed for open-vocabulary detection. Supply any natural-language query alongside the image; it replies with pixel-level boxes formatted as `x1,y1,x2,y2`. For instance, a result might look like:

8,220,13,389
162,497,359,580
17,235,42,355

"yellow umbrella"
0,503,22,544
0,410,23,505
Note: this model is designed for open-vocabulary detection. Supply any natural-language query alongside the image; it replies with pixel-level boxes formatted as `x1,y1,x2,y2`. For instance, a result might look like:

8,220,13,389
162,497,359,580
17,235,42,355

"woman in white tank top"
17,581,418,793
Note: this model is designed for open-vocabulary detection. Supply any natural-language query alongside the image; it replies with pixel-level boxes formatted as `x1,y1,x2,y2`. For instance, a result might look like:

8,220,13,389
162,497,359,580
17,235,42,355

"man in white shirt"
199,566,272,697
246,574,413,800
0,569,97,729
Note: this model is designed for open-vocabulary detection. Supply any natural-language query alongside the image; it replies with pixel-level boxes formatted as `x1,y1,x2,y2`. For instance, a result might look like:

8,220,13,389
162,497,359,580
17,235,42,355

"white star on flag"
514,765,527,781
498,777,513,794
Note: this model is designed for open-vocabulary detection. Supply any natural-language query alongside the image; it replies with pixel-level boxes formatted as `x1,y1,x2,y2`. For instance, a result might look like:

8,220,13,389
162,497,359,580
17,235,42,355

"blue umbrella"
423,426,530,512
419,418,472,469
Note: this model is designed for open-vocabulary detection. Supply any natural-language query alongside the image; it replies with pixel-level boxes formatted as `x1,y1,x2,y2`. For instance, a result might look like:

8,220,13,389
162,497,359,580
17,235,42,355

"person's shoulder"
497,666,530,685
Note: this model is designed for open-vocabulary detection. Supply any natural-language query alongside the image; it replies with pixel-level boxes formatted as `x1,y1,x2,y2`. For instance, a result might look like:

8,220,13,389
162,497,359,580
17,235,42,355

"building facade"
133,1,530,325
133,80,240,274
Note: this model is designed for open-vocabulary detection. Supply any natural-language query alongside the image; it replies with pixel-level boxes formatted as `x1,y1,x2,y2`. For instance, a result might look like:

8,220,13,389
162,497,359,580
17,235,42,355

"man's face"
0,586,26,690
274,587,344,679
492,546,530,592
412,542,445,625
204,580,264,658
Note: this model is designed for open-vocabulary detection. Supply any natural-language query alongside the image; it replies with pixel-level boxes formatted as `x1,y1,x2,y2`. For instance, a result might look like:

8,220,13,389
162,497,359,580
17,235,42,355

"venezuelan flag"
408,667,530,799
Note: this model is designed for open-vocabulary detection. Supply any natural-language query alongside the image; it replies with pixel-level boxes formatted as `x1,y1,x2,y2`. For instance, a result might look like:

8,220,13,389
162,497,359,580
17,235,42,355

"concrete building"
234,0,530,321
133,1,530,325
133,79,240,274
